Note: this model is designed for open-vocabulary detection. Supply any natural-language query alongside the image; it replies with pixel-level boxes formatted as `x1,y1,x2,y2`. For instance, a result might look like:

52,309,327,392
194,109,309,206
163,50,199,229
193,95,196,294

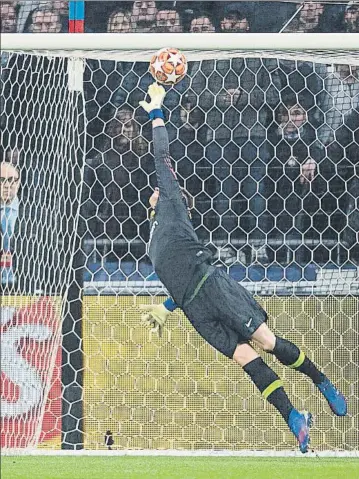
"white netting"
1,53,85,448
1,39,358,452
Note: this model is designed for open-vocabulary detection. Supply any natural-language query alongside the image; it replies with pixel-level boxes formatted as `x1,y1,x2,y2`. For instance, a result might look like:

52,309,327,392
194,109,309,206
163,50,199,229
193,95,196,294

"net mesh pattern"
82,296,358,451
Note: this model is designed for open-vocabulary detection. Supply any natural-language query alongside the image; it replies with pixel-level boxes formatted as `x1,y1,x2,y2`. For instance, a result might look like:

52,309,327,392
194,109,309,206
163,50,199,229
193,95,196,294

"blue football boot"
317,378,347,416
288,409,312,454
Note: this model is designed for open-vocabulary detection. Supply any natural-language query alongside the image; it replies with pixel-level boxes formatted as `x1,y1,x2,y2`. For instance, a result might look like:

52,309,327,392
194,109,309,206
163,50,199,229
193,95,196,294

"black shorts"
183,268,268,359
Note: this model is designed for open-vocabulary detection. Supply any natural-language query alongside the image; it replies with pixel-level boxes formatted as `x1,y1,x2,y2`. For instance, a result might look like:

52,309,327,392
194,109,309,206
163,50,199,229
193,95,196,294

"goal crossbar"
3,33,359,65
3,33,359,52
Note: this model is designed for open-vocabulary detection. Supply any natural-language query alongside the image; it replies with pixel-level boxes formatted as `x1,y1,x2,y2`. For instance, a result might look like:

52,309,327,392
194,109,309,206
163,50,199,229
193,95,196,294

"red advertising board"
1,297,62,448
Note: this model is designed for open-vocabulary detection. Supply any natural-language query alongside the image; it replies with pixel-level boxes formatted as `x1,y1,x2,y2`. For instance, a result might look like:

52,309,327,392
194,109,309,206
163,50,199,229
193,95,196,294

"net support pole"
61,160,86,450
61,55,86,450
61,241,85,450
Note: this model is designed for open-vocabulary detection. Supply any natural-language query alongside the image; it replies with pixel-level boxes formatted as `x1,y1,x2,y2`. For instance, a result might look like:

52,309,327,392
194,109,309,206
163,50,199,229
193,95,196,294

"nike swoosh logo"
245,318,253,328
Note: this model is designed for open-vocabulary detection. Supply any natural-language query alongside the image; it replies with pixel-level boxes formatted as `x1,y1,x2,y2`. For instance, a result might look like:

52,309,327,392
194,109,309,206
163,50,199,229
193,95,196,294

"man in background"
130,0,157,32
1,161,20,287
344,1,359,32
107,8,132,33
83,106,148,247
189,12,216,33
220,2,252,32
155,6,183,33
29,6,63,32
16,1,68,32
283,1,325,32
0,2,17,33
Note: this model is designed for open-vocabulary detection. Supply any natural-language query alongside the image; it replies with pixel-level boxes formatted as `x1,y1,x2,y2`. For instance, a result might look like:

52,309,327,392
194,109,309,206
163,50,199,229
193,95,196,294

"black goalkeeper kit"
149,126,267,358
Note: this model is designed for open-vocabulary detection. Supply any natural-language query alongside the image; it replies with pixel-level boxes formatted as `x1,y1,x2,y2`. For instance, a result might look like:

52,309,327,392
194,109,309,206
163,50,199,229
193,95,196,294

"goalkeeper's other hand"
140,303,170,337
139,82,166,113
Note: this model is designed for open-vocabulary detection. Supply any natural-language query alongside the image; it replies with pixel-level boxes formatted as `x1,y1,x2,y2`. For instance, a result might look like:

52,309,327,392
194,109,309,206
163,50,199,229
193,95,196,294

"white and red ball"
149,47,187,85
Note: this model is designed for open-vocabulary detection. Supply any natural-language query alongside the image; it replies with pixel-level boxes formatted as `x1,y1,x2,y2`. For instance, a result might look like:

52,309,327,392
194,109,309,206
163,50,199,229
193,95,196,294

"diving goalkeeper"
139,83,347,454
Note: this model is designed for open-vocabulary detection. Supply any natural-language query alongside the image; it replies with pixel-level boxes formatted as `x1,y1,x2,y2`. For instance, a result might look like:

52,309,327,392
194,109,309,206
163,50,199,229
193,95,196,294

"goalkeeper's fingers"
138,304,157,316
141,314,163,337
139,100,150,112
140,305,157,324
141,312,155,327
148,82,165,97
150,322,163,338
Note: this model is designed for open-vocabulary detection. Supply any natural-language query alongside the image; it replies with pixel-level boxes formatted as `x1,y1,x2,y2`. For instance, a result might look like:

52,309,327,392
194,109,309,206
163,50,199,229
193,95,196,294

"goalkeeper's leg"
251,324,347,416
233,343,311,453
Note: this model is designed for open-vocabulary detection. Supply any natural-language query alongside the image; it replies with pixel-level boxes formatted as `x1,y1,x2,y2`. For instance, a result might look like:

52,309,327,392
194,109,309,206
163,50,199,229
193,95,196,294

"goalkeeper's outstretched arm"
139,83,184,204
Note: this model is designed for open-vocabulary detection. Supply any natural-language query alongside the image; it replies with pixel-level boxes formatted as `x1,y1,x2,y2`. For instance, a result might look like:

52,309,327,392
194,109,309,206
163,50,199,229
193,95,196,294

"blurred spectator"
189,13,216,33
269,96,325,264
321,110,359,266
220,2,252,32
318,64,359,145
344,109,359,265
343,1,359,32
171,91,209,238
107,107,146,156
203,58,281,264
178,91,207,148
283,1,325,32
275,100,321,182
299,1,325,31
46,0,68,17
155,6,183,33
107,8,132,33
130,0,157,32
1,2,17,33
17,0,39,32
29,6,64,32
83,106,148,242
17,1,68,33
1,161,20,286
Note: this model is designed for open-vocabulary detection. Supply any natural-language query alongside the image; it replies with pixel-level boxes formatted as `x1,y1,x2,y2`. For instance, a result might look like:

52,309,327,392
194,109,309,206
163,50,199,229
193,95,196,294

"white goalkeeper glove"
139,82,166,116
140,303,170,337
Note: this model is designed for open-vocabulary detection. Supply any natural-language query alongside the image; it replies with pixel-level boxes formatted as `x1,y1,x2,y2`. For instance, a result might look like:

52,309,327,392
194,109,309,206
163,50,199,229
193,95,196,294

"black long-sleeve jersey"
148,126,212,308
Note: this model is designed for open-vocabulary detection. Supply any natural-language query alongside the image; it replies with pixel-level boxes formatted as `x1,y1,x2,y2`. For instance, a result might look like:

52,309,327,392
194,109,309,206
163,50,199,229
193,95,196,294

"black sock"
273,337,326,385
243,357,294,423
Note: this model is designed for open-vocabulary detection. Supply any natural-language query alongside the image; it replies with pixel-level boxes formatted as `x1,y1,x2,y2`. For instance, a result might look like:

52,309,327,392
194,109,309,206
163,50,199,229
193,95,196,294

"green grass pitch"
2,456,359,479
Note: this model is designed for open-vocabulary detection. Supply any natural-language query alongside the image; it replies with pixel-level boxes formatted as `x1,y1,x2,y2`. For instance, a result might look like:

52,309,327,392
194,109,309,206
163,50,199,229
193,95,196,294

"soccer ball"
149,47,187,86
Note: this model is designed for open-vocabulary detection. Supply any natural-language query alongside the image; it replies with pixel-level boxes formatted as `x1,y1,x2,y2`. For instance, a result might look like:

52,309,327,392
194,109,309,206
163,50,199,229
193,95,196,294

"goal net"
1,30,358,453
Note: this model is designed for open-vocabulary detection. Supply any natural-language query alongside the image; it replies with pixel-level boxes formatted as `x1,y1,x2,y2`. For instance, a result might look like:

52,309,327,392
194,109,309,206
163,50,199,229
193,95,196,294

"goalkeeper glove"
139,82,166,120
140,303,170,337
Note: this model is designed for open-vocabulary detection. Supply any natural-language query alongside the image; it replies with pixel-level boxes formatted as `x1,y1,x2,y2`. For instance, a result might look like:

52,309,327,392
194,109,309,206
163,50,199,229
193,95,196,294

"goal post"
1,31,358,454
